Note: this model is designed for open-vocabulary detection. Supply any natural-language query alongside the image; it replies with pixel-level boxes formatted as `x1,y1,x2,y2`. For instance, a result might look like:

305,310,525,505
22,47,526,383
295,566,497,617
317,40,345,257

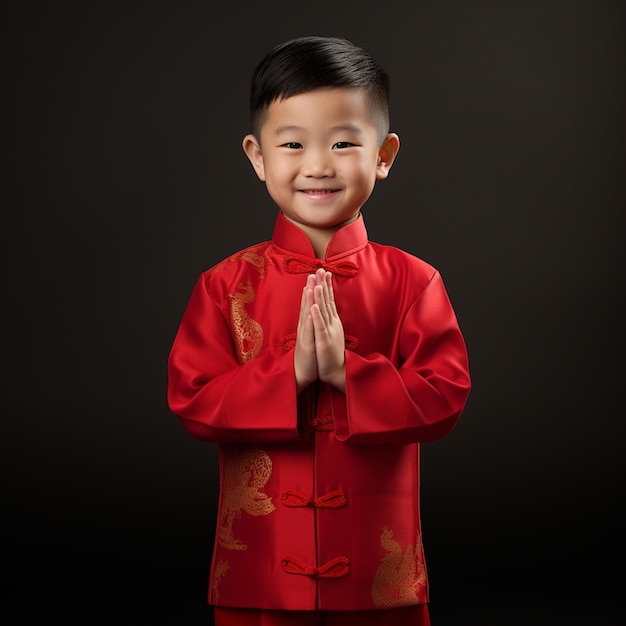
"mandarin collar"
271,212,368,261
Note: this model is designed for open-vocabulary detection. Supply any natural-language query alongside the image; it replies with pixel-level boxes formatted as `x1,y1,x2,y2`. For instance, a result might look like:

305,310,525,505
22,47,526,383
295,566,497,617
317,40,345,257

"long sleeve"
167,272,305,443
331,271,471,444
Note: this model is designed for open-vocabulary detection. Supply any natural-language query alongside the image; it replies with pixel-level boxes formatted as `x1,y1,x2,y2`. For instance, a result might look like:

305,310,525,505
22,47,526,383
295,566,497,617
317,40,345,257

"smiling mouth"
299,189,339,194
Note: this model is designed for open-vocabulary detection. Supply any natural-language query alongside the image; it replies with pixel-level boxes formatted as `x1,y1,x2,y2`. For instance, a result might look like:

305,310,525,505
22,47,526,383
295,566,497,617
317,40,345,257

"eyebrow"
332,124,363,135
273,123,364,136
273,125,304,136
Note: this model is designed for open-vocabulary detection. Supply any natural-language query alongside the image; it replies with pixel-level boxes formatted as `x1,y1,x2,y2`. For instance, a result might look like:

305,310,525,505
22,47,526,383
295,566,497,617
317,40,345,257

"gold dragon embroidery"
218,447,276,550
212,559,230,601
372,526,428,609
239,251,266,277
229,281,263,363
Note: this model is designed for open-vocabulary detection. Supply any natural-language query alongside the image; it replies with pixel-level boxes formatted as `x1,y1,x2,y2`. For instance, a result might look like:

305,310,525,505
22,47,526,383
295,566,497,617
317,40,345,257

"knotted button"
281,336,357,354
281,555,350,579
281,489,347,508
311,414,334,432
283,254,358,278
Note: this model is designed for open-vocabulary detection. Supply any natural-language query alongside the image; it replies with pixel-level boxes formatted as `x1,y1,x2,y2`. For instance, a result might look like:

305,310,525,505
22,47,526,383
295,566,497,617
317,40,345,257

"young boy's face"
243,88,399,239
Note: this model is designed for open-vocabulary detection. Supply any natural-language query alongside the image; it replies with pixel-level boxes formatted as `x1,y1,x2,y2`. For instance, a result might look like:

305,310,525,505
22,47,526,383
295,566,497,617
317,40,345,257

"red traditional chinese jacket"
167,212,471,611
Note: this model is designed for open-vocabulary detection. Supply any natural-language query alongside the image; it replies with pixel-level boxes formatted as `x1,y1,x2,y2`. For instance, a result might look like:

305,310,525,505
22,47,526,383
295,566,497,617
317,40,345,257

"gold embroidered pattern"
218,447,276,550
372,526,427,609
228,244,267,277
212,559,230,601
240,251,266,276
209,244,268,277
229,281,263,363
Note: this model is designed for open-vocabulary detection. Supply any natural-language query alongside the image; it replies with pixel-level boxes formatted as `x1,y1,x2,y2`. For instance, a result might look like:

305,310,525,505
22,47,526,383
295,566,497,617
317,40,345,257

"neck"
306,228,333,259
282,213,360,259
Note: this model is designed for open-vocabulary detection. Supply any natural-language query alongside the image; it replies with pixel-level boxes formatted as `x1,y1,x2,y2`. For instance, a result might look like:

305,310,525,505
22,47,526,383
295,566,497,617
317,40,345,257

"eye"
282,142,302,149
333,141,356,149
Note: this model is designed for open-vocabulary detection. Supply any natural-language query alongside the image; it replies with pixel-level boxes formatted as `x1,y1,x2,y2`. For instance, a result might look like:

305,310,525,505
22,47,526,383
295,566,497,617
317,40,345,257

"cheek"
267,160,293,183
350,160,378,187
264,164,294,200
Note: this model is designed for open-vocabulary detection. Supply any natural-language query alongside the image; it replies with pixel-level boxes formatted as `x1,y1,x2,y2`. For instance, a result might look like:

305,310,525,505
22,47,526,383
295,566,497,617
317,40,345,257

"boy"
168,36,471,626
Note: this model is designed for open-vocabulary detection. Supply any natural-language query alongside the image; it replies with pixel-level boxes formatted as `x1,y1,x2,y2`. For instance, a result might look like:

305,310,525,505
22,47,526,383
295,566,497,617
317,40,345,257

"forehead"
260,87,377,135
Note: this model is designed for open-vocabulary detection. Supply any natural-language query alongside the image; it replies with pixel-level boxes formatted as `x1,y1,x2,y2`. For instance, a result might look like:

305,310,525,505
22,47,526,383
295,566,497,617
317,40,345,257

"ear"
375,133,400,180
242,134,266,181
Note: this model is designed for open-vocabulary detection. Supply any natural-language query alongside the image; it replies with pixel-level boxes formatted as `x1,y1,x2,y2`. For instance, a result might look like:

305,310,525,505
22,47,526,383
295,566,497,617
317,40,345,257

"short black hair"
249,36,391,141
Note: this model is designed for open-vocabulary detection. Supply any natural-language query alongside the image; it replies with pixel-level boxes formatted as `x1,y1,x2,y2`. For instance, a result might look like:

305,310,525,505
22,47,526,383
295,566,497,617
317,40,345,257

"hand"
294,273,318,393
310,270,346,393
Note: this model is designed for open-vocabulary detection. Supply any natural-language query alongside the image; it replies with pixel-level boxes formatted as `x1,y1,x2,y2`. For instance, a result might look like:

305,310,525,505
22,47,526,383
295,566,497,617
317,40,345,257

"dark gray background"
3,1,624,624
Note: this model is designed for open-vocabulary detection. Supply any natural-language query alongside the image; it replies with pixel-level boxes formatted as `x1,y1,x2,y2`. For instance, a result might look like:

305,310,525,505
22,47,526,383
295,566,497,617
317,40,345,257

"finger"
310,302,327,336
298,283,313,331
313,268,324,286
325,272,334,297
323,272,334,310
303,310,314,337
324,272,339,317
319,272,337,323
313,284,329,327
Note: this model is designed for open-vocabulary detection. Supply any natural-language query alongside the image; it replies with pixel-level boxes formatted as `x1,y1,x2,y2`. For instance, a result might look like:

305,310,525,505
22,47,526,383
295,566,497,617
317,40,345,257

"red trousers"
214,605,430,625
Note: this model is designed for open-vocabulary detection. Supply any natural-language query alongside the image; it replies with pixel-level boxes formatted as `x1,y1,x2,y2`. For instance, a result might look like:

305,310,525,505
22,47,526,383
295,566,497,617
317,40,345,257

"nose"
302,149,334,177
